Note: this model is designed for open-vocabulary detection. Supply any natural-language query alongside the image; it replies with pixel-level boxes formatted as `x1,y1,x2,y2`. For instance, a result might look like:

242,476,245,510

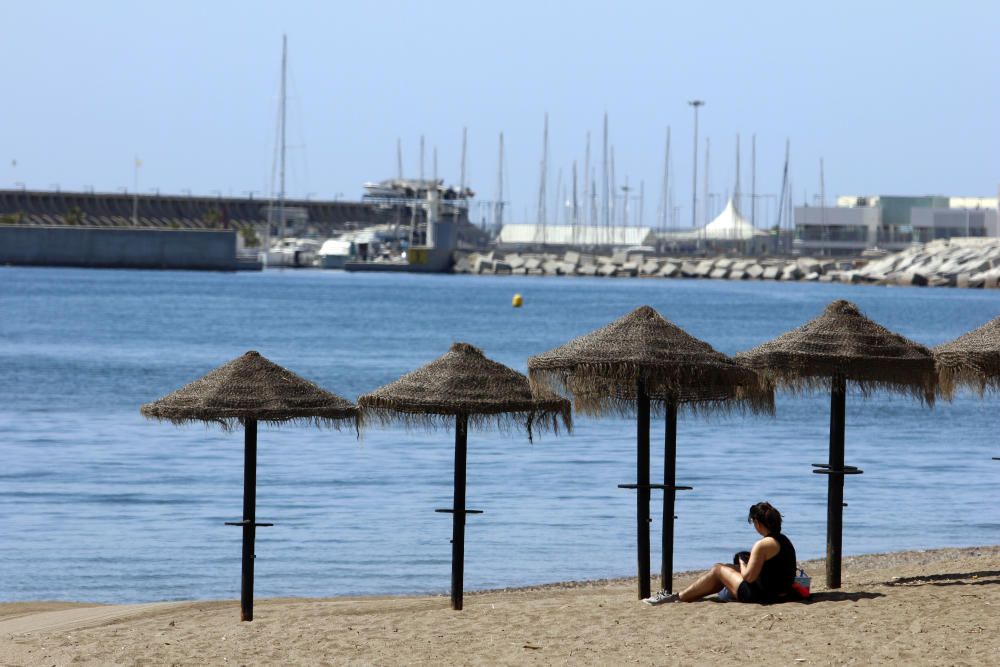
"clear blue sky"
1,1,996,227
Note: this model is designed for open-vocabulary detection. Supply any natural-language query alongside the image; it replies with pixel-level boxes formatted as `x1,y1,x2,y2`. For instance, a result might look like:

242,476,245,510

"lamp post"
688,100,704,232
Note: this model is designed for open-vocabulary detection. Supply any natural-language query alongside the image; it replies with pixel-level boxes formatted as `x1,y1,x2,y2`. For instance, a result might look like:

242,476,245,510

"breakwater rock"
455,238,1000,289
852,238,1000,288
454,250,849,283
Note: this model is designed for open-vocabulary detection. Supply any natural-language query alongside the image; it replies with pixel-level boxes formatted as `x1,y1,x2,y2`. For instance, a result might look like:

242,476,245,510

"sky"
1,1,997,228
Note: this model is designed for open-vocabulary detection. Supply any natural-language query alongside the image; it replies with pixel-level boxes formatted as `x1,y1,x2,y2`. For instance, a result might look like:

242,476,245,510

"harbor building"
794,194,999,256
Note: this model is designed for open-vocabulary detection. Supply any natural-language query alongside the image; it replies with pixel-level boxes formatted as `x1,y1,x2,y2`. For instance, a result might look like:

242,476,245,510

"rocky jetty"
454,250,848,284
853,238,1000,288
454,238,1000,289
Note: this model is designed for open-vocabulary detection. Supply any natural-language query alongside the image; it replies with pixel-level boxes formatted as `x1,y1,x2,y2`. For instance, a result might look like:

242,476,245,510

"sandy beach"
0,545,996,666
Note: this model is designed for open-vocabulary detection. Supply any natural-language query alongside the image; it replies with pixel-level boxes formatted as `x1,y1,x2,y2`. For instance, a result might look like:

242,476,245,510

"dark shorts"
720,580,773,603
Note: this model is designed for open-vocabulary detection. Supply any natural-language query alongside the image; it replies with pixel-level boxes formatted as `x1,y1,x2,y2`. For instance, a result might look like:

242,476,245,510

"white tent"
703,198,764,240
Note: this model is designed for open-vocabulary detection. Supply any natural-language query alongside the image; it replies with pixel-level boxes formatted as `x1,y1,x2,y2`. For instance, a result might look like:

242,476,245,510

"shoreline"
3,545,997,665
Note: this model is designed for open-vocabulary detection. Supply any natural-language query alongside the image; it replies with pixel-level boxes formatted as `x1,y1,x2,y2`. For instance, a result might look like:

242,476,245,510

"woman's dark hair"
748,502,782,534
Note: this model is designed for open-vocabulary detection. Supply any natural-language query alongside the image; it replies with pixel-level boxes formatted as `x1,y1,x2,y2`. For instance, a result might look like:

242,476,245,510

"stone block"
659,262,680,277
680,261,699,277
695,260,715,277
506,254,525,269
895,271,928,287
474,257,495,274
542,260,562,275
640,259,661,275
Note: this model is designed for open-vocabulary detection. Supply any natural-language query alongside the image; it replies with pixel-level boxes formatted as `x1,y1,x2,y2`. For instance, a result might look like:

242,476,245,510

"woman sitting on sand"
645,501,797,605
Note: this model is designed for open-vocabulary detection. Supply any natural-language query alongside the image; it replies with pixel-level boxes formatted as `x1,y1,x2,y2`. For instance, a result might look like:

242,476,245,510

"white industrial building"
794,194,999,256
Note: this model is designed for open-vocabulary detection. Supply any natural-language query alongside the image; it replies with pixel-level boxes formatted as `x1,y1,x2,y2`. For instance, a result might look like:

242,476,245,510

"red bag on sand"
790,569,811,600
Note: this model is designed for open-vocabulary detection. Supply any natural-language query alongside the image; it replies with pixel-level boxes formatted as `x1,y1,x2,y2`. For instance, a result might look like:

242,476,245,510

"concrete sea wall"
0,225,249,271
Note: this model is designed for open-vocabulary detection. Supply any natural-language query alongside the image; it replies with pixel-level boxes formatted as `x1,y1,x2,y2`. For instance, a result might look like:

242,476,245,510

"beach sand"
1,545,997,666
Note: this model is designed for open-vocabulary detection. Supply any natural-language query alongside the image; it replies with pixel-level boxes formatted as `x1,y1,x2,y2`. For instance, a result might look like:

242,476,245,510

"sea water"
0,266,997,603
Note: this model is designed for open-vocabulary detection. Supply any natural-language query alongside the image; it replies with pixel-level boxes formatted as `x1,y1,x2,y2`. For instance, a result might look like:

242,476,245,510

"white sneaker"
642,590,680,605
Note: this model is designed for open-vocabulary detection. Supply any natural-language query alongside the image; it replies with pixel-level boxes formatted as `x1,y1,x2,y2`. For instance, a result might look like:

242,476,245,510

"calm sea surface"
1,266,998,603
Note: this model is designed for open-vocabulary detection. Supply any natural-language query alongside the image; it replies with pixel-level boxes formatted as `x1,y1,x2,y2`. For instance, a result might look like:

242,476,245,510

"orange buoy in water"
512,293,523,308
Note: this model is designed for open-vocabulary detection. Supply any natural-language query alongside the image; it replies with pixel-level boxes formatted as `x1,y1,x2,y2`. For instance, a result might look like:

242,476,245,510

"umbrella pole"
637,380,651,600
660,399,677,593
826,375,846,589
241,419,258,622
450,413,469,610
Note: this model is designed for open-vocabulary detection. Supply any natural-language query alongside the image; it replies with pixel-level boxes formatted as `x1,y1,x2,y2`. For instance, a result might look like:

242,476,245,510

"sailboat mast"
495,132,504,230
660,127,671,233
820,157,826,226
610,146,616,235
397,138,403,180
572,160,578,227
537,113,548,244
553,168,562,226
278,34,287,242
734,134,741,214
601,113,609,233
419,135,425,181
583,132,591,227
639,179,644,228
777,138,790,250
751,133,757,228
459,127,467,226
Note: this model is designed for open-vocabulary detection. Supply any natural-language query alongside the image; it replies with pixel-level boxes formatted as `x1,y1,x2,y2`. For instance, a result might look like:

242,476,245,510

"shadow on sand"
802,590,885,603
883,570,1000,588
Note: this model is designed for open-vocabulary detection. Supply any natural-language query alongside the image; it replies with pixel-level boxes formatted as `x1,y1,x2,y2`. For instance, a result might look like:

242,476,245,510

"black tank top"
758,533,796,595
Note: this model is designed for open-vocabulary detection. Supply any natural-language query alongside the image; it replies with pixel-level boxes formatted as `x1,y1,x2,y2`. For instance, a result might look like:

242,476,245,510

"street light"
688,100,704,232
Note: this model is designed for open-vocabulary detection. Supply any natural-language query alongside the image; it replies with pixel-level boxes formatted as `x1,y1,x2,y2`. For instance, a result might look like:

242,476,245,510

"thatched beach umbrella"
934,315,1000,397
736,300,936,589
934,315,1000,462
357,342,571,611
141,350,358,621
528,305,773,599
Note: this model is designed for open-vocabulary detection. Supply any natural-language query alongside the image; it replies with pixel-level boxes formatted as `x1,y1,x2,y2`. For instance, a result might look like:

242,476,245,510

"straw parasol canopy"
734,299,937,403
359,342,572,437
933,315,1000,397
141,350,358,622
735,299,937,590
528,305,774,416
357,341,571,611
140,350,359,429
